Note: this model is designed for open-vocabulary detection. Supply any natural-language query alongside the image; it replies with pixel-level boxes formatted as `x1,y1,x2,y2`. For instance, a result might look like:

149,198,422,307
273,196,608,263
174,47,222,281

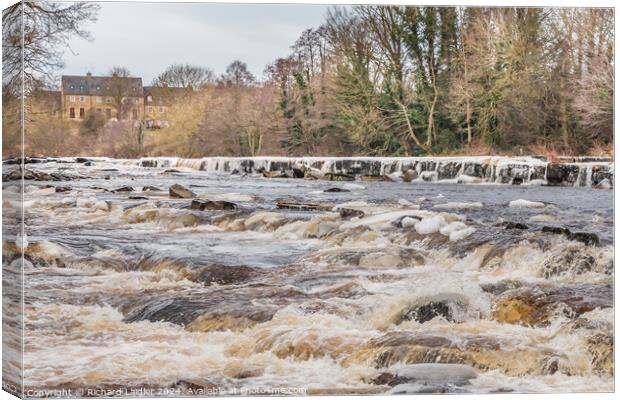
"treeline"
3,5,615,158
170,6,614,158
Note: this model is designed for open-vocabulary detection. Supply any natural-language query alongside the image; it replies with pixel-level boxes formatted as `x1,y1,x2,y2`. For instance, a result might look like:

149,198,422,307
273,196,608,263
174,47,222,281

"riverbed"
2,158,614,395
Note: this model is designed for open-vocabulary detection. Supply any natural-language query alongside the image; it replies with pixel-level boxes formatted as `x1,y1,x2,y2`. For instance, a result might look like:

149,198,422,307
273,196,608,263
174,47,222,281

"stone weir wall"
137,156,614,188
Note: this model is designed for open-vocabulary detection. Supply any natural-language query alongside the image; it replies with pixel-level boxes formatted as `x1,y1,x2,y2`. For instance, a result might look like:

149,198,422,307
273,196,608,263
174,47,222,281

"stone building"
61,72,144,121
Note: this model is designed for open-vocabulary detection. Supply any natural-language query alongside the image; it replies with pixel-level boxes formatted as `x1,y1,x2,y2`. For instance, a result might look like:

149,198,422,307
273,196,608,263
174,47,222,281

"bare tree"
2,1,99,94
220,60,255,86
107,66,133,120
153,63,215,88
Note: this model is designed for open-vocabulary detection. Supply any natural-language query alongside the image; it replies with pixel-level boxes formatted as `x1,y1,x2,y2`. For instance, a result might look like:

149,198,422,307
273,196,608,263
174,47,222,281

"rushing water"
2,158,614,396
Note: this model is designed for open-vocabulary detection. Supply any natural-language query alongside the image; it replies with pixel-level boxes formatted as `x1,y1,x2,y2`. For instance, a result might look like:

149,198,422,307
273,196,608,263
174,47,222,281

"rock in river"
492,283,612,327
394,293,469,324
191,199,237,211
169,184,196,199
396,363,478,385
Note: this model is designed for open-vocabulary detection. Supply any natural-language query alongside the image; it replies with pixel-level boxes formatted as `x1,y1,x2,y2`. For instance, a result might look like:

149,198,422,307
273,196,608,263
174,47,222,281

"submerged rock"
480,280,524,296
142,185,162,192
541,247,595,278
346,331,562,376
492,284,612,327
395,363,478,386
191,199,237,211
193,264,258,285
324,187,350,193
169,184,196,199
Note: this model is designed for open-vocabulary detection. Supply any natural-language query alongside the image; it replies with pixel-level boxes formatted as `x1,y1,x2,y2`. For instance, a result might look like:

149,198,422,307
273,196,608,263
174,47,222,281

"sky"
62,2,331,84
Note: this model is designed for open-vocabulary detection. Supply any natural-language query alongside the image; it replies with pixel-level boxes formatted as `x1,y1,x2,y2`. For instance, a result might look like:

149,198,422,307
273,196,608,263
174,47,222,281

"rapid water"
2,158,614,396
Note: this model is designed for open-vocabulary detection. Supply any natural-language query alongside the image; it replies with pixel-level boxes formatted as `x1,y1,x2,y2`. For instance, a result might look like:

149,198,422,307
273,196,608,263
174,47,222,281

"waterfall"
133,156,613,188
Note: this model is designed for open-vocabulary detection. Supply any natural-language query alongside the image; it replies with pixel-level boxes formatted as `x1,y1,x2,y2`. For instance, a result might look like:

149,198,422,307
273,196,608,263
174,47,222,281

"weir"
135,156,614,188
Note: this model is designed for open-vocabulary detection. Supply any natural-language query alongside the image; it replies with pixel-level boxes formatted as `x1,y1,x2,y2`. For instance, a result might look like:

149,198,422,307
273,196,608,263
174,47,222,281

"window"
132,109,138,120
106,98,111,103
159,107,164,113
106,109,111,118
135,98,139,104
96,86,100,91
96,97,102,103
69,96,75,102
147,106,153,113
79,96,85,103
69,108,75,118
96,108,102,113
79,108,85,118
147,95,152,103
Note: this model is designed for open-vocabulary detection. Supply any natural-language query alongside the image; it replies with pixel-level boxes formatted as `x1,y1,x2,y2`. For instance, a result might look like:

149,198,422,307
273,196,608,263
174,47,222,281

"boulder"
360,175,392,182
339,208,365,220
112,186,134,193
568,232,599,246
324,173,355,181
324,187,350,193
541,226,599,246
190,199,237,211
503,222,528,230
55,186,72,193
546,163,580,186
292,168,305,178
169,184,196,199
542,226,571,235
276,200,330,211
402,169,418,183
394,293,469,324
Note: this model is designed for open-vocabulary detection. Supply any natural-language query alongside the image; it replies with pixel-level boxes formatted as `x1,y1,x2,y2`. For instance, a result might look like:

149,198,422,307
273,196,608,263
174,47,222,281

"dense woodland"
2,4,615,158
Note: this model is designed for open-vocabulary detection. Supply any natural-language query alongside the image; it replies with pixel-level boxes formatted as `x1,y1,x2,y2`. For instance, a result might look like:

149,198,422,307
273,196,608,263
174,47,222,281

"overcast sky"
63,2,331,84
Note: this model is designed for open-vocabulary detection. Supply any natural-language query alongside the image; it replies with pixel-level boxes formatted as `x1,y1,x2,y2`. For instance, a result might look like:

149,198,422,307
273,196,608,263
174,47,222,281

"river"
2,157,614,396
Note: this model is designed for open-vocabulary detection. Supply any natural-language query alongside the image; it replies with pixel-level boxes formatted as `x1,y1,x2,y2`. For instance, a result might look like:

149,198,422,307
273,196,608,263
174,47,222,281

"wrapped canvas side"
3,1,25,398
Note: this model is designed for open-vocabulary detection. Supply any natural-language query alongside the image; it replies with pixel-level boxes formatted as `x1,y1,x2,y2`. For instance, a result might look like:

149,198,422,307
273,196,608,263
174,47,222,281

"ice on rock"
401,217,418,228
509,199,546,208
439,221,468,236
433,202,483,210
449,227,476,241
343,183,365,190
439,221,476,241
415,215,447,234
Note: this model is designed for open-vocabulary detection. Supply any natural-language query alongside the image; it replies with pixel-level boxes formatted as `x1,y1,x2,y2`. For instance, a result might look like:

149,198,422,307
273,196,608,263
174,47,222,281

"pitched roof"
61,74,143,96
